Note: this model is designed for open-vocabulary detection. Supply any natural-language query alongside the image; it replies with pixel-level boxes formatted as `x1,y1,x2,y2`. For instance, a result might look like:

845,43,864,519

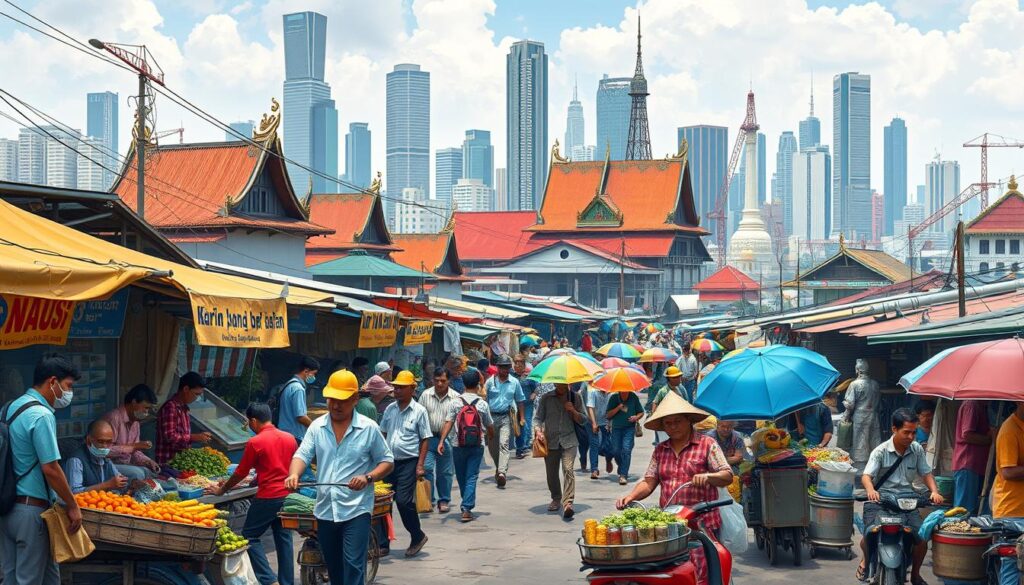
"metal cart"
744,466,810,566
806,492,855,560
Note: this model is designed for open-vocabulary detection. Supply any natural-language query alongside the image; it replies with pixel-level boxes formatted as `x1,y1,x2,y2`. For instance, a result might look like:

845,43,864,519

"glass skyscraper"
227,121,254,142
435,147,463,209
386,63,431,225
798,86,820,151
774,131,798,235
596,75,631,161
506,40,548,211
832,72,872,238
462,129,493,187
565,81,584,156
883,117,908,236
86,91,118,189
283,11,338,196
344,122,371,189
678,125,727,239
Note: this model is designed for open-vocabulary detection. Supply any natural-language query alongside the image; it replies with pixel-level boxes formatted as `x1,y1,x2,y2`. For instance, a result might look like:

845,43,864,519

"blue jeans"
682,380,696,402
575,423,591,469
954,469,984,514
424,436,454,504
241,497,293,585
318,513,371,585
514,401,535,453
610,426,636,478
588,425,611,472
452,446,485,512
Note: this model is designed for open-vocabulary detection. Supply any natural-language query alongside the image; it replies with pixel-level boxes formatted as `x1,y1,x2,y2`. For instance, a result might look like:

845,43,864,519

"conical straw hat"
643,390,711,431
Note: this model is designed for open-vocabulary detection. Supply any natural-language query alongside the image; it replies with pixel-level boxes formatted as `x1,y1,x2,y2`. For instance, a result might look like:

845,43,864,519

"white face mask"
51,380,73,409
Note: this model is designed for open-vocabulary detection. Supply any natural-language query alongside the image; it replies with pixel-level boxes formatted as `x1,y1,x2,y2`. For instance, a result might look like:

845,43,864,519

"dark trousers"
574,423,591,469
318,513,371,585
387,457,426,545
242,497,293,585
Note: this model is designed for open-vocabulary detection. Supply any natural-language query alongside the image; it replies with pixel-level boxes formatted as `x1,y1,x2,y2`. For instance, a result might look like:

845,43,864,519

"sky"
1,0,1024,205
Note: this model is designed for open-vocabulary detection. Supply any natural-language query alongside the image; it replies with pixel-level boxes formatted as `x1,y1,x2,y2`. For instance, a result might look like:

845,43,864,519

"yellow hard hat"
665,366,683,378
392,370,417,386
323,369,358,400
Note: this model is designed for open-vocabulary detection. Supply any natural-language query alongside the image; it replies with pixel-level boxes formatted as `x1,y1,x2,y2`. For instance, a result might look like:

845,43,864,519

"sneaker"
405,535,428,558
496,473,507,488
590,470,600,480
618,475,628,485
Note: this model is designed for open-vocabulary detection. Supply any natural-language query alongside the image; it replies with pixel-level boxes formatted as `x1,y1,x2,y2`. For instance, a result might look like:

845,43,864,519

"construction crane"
963,133,1024,209
708,91,758,266
152,127,184,145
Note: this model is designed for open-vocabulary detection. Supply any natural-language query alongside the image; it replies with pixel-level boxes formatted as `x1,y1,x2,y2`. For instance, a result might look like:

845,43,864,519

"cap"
392,370,417,386
323,370,359,400
494,354,513,367
665,366,683,378
374,361,391,375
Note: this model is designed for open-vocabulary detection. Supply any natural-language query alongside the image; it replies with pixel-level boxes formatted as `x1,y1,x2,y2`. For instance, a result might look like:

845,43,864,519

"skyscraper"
462,129,493,187
77,137,107,191
798,83,820,150
344,122,371,189
0,138,16,181
45,128,80,189
494,167,507,211
565,79,584,157
883,117,908,236
86,92,118,188
624,20,651,161
926,159,961,235
678,125,728,239
17,127,46,185
792,145,832,240
386,63,431,225
506,40,548,210
774,131,798,235
282,11,338,196
227,121,254,142
435,147,463,209
871,191,885,242
596,75,631,161
832,72,872,239
570,145,595,161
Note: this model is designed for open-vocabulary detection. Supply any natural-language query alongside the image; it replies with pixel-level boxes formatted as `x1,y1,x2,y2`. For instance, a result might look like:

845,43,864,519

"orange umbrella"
591,366,653,393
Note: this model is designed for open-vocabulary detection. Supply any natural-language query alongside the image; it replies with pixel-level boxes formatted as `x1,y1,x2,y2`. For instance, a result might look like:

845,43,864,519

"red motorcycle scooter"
584,483,735,585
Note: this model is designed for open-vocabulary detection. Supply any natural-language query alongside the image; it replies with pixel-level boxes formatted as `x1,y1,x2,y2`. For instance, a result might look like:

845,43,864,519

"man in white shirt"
674,345,699,402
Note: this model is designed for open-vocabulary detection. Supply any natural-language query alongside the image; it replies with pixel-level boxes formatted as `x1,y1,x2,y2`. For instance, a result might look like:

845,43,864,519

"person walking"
954,400,993,514
438,369,494,522
572,382,592,472
534,382,584,519
215,403,297,585
286,370,393,585
586,383,613,479
101,383,160,480
274,356,320,443
606,390,645,485
419,368,458,513
512,356,538,459
484,354,525,488
379,370,431,557
674,345,699,401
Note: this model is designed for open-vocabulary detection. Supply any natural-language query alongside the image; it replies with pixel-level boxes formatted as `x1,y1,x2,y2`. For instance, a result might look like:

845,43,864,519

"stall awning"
427,296,527,320
371,298,479,324
459,323,501,342
868,308,1024,344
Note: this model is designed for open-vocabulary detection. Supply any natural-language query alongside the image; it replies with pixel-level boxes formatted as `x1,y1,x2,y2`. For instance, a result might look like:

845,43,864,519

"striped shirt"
418,388,460,434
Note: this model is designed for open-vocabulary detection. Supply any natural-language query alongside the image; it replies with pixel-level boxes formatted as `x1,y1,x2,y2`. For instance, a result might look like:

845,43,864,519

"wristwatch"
365,474,374,484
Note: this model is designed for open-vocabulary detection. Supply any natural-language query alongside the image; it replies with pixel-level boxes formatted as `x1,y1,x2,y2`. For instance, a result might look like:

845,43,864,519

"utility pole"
956,220,966,317
619,240,626,316
795,238,801,310
908,224,915,290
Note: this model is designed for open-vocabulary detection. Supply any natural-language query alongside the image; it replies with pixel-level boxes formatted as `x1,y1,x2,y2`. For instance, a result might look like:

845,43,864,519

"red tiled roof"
966,187,1024,233
306,193,398,253
694,265,760,291
453,211,544,261
698,291,754,302
531,234,675,258
166,233,226,243
390,232,469,281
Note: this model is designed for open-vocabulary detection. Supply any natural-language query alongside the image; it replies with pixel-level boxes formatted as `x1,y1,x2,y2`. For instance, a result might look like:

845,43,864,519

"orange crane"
708,91,758,266
963,133,1024,208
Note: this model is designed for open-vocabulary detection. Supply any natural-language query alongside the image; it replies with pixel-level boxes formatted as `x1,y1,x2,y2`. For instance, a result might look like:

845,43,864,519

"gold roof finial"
1009,175,1019,192
252,98,281,142
667,137,689,162
838,233,846,251
442,200,457,233
368,171,382,196
551,139,568,164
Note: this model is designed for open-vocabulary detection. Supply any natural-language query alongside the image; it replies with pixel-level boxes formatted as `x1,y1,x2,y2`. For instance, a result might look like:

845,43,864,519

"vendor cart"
744,466,810,566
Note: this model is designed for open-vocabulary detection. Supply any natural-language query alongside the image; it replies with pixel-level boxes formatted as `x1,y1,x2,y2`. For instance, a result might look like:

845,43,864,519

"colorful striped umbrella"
899,337,1024,400
527,354,604,384
638,347,680,363
691,338,725,353
644,323,666,334
600,357,632,369
595,342,642,360
591,366,653,393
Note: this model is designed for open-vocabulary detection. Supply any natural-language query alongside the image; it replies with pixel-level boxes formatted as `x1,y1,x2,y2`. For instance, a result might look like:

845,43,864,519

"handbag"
634,422,644,438
415,478,433,514
41,505,95,563
532,433,548,458
510,407,521,438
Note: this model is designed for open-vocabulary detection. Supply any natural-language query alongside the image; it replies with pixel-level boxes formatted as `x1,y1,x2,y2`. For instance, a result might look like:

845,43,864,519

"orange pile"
74,490,220,527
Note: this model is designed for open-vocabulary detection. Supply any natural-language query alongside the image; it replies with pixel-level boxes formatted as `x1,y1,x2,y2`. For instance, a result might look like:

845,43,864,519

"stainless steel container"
807,493,854,546
932,531,993,581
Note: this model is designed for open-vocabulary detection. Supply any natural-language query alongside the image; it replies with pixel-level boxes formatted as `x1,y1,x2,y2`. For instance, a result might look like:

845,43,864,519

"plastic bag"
42,505,95,563
532,434,548,458
218,549,258,585
415,478,433,514
716,487,749,554
836,420,853,451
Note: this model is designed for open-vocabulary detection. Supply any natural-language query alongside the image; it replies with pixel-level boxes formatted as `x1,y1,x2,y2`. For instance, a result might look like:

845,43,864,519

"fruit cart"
743,465,810,566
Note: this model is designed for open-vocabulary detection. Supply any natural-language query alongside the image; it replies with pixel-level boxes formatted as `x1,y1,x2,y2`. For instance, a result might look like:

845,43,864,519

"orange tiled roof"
966,181,1024,233
391,232,468,281
112,140,329,235
453,211,545,261
305,193,398,253
694,265,760,291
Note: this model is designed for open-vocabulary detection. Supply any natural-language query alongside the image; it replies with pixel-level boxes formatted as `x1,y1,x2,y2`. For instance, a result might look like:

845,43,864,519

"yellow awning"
427,296,528,320
0,198,332,305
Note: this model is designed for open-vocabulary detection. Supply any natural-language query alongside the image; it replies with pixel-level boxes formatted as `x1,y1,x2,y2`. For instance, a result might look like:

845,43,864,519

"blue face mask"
305,374,317,385
88,443,111,459
51,381,73,409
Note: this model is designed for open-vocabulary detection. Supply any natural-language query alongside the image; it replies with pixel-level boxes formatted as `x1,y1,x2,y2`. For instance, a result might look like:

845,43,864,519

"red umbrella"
600,357,631,369
899,337,1024,400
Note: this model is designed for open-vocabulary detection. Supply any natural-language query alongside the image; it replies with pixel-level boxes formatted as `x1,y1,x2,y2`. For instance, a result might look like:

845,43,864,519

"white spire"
809,71,815,117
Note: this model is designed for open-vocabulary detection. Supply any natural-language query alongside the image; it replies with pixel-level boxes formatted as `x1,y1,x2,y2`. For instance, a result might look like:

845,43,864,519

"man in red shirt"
155,372,212,464
215,403,298,585
953,400,993,514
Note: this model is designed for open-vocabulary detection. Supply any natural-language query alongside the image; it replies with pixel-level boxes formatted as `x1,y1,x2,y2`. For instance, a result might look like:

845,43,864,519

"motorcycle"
970,516,1024,585
858,492,931,585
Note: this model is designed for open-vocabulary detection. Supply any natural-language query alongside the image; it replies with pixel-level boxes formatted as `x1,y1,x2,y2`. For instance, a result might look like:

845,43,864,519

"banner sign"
288,309,316,334
403,320,434,346
69,289,129,338
358,311,400,348
0,294,75,349
188,292,290,348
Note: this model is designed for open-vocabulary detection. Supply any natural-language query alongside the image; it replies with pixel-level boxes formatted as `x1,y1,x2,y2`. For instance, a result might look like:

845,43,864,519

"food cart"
743,464,810,566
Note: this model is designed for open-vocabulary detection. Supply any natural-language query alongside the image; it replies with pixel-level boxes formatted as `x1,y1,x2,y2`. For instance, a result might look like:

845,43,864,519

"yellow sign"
358,311,400,348
0,294,76,349
189,292,290,348
403,320,434,346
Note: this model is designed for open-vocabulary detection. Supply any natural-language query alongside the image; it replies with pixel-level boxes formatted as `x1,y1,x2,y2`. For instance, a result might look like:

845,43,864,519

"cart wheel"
791,528,803,566
366,529,380,584
755,528,765,551
768,529,779,566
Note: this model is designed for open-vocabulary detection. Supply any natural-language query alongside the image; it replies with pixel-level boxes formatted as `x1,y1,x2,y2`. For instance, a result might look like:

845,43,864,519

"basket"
373,492,394,518
577,529,690,567
81,508,218,556
278,513,317,531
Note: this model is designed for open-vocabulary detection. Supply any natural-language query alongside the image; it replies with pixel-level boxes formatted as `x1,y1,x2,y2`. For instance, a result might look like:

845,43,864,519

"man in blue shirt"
287,369,393,585
0,353,83,585
784,401,835,448
512,356,539,459
484,354,525,488
276,356,320,442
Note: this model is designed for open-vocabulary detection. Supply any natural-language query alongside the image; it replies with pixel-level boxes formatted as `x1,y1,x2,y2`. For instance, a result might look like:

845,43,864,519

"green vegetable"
168,448,228,477
282,493,316,514
601,508,682,528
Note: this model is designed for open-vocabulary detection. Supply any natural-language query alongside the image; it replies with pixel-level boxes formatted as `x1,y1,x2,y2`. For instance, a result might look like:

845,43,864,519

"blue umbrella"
693,345,840,420
519,336,539,347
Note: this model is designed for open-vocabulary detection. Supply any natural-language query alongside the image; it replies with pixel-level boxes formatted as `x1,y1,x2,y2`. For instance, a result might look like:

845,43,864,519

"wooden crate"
373,492,393,518
81,508,218,556
278,513,317,531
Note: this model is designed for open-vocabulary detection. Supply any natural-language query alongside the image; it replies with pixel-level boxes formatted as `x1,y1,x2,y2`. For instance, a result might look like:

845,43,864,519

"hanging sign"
69,289,129,338
0,294,76,349
403,320,434,346
358,311,400,348
188,292,290,348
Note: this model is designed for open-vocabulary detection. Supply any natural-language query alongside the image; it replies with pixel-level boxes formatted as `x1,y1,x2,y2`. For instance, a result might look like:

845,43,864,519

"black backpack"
267,382,287,426
0,399,43,515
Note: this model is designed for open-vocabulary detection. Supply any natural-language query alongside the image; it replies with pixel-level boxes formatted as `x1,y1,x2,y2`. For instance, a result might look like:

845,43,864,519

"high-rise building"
462,129,493,187
883,117,908,236
916,185,926,205
343,122,371,189
570,145,595,161
45,128,80,189
624,21,652,161
596,75,631,161
227,121,254,142
926,159,961,235
0,138,16,181
17,127,46,185
678,125,728,239
506,40,548,211
282,11,338,196
727,91,774,280
903,202,925,225
871,191,885,242
564,79,584,156
832,72,872,239
494,167,507,211
86,92,118,188
798,83,820,150
396,187,444,234
774,131,798,235
435,147,463,209
386,63,431,225
77,137,107,191
452,178,494,212
792,145,832,240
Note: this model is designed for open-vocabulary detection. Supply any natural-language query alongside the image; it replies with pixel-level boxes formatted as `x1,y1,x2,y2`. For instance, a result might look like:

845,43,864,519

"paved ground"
268,435,940,585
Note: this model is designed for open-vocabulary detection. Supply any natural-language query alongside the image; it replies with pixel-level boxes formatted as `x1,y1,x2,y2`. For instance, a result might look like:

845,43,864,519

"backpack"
455,396,484,448
0,399,43,515
268,379,297,426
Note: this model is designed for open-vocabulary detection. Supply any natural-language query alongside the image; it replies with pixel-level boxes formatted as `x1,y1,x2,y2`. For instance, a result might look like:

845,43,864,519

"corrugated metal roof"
309,250,432,279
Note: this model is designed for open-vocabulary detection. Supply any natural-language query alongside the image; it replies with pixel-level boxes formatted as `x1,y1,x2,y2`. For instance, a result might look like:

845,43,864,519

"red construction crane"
963,133,1024,208
708,90,759,266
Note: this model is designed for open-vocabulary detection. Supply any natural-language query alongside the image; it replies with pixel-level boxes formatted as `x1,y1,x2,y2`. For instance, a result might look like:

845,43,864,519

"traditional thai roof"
390,232,469,282
305,193,398,266
693,265,760,291
785,236,912,287
966,176,1024,234
452,211,545,262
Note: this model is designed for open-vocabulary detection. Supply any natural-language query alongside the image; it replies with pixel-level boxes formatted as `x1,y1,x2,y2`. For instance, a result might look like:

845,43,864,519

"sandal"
855,564,867,582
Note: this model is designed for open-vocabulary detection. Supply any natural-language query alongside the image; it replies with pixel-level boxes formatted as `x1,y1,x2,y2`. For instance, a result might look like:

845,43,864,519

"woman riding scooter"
616,392,734,584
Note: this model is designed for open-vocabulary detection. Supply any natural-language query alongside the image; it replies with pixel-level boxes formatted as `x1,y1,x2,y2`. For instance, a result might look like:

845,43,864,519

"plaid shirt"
156,398,192,464
645,433,731,532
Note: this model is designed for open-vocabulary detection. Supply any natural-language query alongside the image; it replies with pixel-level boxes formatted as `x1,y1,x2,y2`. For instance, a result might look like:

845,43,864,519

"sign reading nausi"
358,311,400,348
0,294,75,349
189,292,290,348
